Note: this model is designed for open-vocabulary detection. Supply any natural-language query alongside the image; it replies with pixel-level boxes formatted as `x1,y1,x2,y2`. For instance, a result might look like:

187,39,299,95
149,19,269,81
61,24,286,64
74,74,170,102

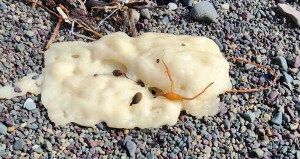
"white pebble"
24,98,36,110
168,3,177,10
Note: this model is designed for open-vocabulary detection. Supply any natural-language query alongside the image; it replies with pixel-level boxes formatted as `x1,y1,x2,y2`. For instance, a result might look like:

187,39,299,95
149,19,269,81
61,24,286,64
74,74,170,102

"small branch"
46,19,63,49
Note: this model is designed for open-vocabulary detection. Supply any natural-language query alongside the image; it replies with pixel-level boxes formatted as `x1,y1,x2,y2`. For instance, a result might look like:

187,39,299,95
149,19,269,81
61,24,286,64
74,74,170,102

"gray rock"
140,9,150,19
278,4,300,27
25,31,34,37
271,112,283,125
14,86,22,93
251,148,264,158
45,140,52,151
191,1,218,23
0,104,3,112
126,140,137,157
182,0,193,7
242,112,256,123
276,56,288,71
147,153,155,159
24,98,36,110
162,16,170,24
296,151,300,159
0,124,7,135
13,139,25,150
0,3,6,10
289,56,300,68
283,72,293,83
241,11,252,22
16,43,25,52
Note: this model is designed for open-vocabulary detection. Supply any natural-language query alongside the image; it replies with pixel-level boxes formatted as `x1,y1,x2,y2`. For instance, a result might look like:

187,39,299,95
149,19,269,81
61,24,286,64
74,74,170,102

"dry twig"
45,19,63,49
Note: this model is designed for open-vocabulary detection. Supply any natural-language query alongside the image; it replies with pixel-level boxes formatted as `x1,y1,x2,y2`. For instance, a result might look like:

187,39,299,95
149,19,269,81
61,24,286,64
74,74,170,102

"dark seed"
182,43,186,46
112,70,124,76
136,80,145,87
130,92,142,106
148,87,163,96
156,59,160,63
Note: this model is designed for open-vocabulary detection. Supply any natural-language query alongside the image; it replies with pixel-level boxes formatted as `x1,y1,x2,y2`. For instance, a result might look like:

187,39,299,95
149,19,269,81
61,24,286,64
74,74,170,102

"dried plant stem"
45,19,63,49
226,57,277,93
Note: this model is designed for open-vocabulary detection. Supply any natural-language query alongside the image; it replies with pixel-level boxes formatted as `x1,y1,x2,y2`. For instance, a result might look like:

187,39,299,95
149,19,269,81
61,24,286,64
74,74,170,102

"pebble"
140,9,150,19
25,30,34,37
147,153,155,159
290,123,299,130
251,148,264,158
241,11,251,22
221,3,229,10
271,112,283,125
126,140,137,157
276,56,288,71
0,3,6,10
13,139,25,150
242,112,256,123
14,86,22,93
167,3,177,11
278,4,300,27
45,140,52,151
16,43,25,52
0,123,7,135
0,104,3,112
182,0,193,7
23,98,36,110
191,1,218,23
289,56,300,68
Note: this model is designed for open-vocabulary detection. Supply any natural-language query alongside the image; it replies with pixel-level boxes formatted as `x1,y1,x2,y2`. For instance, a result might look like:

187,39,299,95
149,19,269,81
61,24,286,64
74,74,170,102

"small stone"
24,98,36,110
0,104,3,112
241,11,252,22
289,56,300,68
278,4,300,27
13,139,25,150
283,72,293,83
167,3,177,11
45,140,52,151
221,3,229,10
290,123,299,130
271,112,283,125
0,124,7,134
0,3,7,10
14,86,22,93
262,114,271,122
140,9,150,19
25,31,34,37
16,43,25,52
275,0,286,4
147,153,155,159
7,126,15,132
268,91,279,103
250,148,264,158
126,140,137,157
296,151,300,159
276,56,288,71
182,0,193,7
162,16,169,24
191,1,218,23
242,112,256,123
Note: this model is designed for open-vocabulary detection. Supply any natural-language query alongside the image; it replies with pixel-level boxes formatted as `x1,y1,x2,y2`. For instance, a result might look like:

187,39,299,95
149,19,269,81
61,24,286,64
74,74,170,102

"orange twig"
226,57,277,93
45,19,63,49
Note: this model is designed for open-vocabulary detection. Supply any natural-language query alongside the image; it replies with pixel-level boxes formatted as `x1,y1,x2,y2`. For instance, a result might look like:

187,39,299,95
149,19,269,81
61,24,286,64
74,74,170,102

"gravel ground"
0,0,300,158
